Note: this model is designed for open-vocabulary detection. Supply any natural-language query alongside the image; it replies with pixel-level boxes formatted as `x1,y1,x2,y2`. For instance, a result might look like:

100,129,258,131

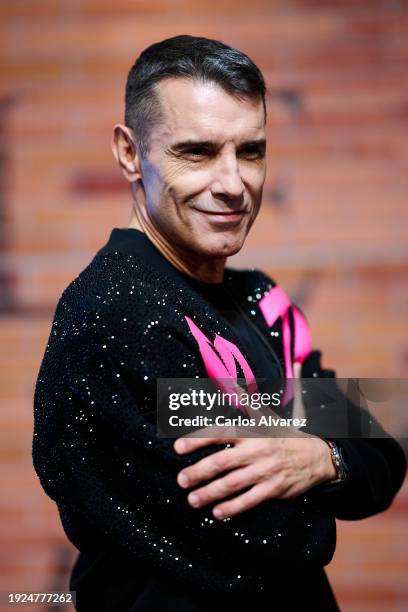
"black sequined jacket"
32,228,406,610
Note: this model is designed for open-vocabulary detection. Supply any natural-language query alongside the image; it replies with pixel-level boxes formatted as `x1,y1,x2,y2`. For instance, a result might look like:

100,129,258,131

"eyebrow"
169,138,266,152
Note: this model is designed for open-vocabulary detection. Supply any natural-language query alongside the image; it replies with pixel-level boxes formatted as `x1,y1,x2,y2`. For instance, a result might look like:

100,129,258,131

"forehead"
153,77,265,142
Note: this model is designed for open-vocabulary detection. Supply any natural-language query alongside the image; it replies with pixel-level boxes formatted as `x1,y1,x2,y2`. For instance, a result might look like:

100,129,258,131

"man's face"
137,77,266,259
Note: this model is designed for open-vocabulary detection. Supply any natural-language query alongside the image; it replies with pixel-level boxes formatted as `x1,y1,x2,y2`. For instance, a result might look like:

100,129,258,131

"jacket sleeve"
291,303,407,521
32,283,336,597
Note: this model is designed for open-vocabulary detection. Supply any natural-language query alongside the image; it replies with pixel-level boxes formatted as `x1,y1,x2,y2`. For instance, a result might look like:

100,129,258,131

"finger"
177,447,245,489
292,361,306,421
211,481,271,519
174,433,235,455
187,465,259,509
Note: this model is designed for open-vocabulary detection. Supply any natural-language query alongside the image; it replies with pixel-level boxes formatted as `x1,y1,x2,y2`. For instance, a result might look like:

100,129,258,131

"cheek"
163,165,213,203
142,161,167,212
241,162,266,192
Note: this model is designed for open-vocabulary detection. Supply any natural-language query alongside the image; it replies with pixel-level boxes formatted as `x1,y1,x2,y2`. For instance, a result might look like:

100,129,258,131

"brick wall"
1,1,407,609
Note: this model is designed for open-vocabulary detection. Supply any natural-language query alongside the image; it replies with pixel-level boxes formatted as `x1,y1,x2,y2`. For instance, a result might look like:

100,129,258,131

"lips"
195,210,246,215
194,208,247,225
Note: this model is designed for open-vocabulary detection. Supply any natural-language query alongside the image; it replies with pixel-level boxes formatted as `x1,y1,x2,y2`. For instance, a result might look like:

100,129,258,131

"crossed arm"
173,361,407,522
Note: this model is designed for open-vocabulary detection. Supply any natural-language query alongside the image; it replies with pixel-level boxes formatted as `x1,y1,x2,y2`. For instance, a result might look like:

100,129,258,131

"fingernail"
188,493,200,507
178,473,189,487
175,440,186,453
213,508,224,519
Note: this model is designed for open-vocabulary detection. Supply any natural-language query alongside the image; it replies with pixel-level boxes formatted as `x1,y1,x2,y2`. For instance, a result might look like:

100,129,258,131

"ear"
111,124,142,182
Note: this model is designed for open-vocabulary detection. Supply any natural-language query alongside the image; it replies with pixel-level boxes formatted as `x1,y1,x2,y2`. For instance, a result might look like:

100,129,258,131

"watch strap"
324,439,347,483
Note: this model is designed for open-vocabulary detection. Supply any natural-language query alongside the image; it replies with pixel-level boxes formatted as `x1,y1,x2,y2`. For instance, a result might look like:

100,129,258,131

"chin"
199,233,246,259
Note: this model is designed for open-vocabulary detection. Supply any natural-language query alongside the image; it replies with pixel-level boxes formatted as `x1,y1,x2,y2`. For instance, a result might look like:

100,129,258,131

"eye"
240,144,265,159
185,146,209,159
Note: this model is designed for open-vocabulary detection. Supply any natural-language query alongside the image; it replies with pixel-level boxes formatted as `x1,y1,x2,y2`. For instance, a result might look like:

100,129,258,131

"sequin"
32,234,337,599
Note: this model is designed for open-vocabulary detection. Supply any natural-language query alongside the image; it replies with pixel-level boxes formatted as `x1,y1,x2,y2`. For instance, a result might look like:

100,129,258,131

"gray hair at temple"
124,34,267,159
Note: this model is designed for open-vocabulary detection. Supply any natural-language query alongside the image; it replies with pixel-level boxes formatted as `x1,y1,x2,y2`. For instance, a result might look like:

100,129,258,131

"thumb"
292,361,305,420
293,361,302,378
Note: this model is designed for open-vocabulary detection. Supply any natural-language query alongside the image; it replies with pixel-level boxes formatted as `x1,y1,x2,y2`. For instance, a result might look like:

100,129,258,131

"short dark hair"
124,34,267,158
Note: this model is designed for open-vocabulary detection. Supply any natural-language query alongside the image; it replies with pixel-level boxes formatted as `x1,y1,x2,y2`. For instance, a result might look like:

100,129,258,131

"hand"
173,363,337,520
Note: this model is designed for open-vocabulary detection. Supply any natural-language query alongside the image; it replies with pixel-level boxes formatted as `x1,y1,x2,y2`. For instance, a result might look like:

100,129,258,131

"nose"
211,153,244,201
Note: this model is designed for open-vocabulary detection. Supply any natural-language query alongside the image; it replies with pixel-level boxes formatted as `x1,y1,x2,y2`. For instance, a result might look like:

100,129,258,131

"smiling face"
136,78,266,258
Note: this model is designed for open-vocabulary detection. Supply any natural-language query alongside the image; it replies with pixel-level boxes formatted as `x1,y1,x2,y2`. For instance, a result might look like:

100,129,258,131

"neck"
127,207,226,284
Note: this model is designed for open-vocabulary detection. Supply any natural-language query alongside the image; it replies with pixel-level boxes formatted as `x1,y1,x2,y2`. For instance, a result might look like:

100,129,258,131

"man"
33,35,406,611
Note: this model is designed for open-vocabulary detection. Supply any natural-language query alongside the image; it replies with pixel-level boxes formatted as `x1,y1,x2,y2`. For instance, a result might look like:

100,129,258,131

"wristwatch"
323,439,347,484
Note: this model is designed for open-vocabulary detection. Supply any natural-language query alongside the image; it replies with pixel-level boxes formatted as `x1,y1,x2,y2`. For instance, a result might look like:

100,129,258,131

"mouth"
194,209,248,224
